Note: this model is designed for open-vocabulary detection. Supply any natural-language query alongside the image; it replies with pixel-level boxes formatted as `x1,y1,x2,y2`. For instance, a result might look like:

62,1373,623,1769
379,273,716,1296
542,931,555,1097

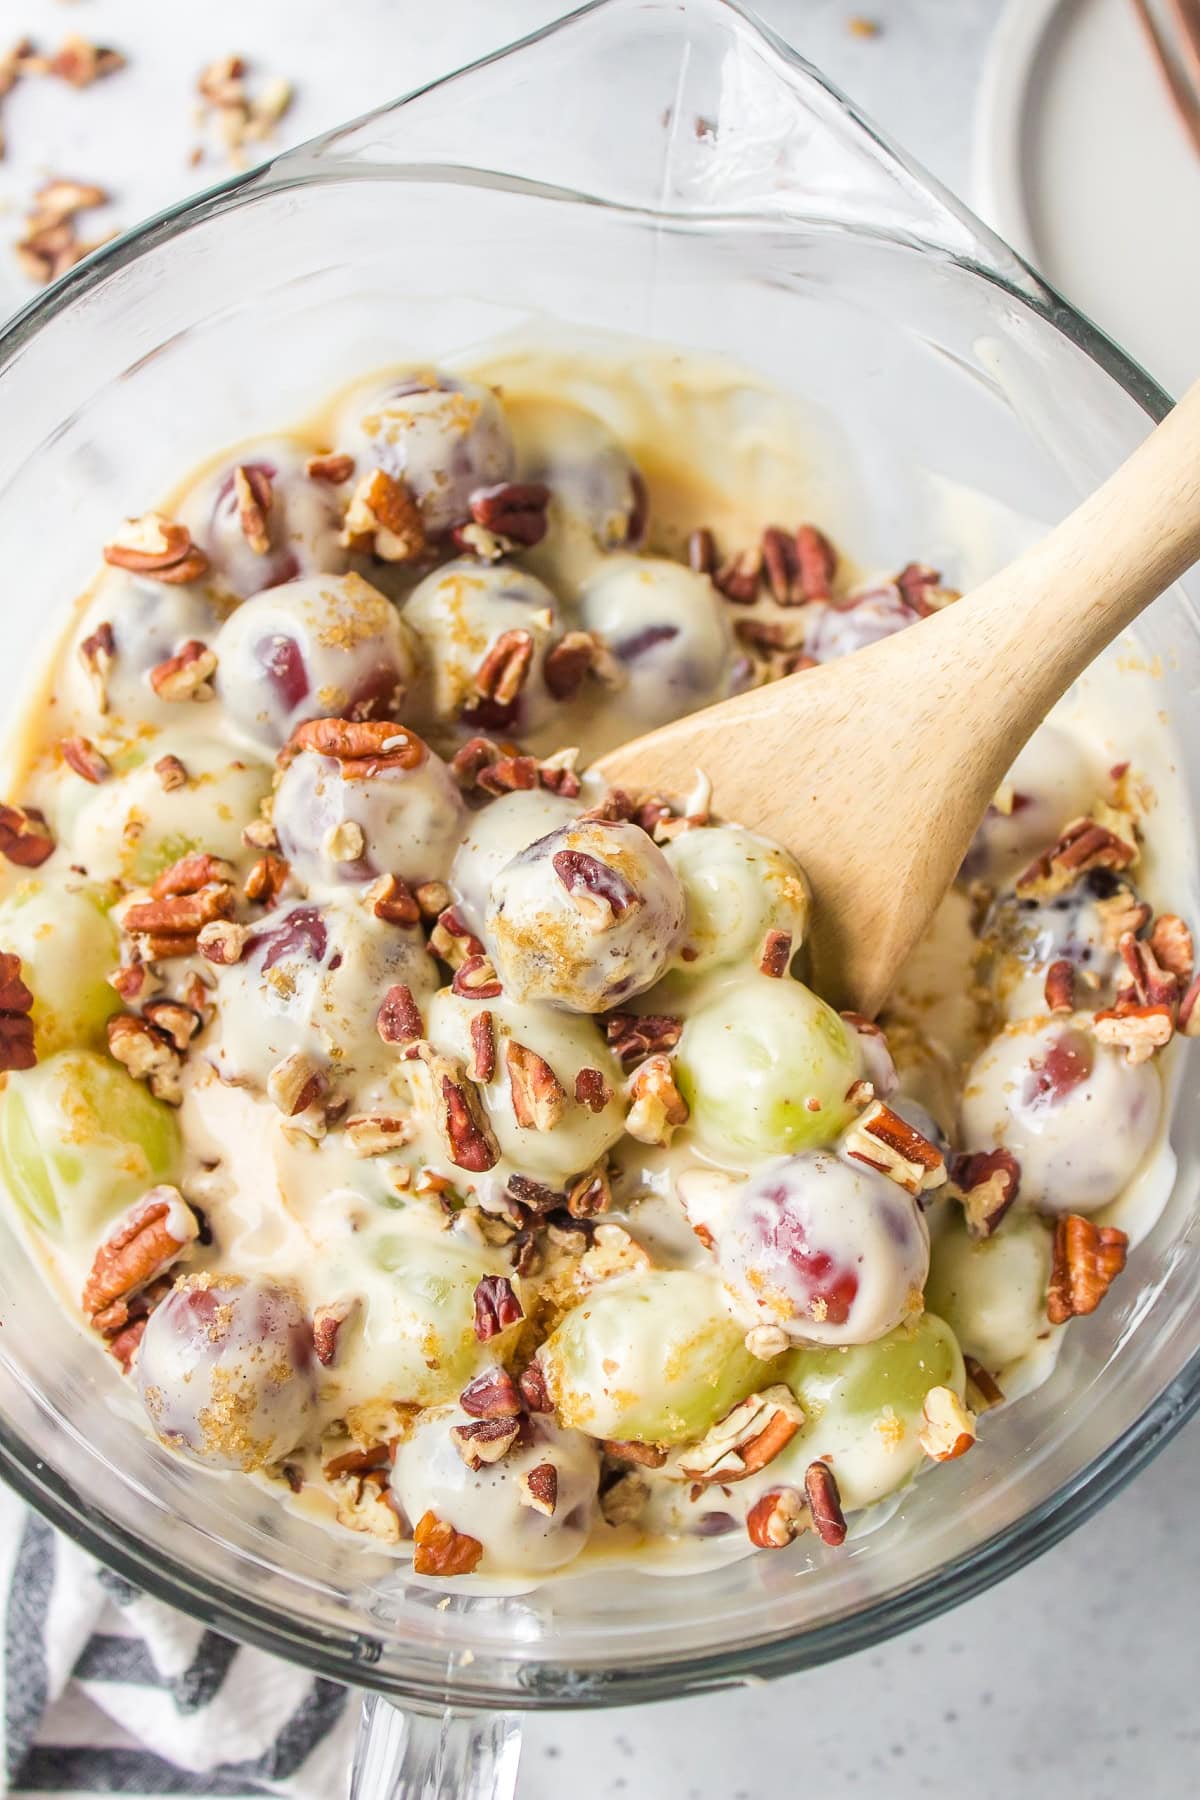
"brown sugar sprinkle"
15,177,115,286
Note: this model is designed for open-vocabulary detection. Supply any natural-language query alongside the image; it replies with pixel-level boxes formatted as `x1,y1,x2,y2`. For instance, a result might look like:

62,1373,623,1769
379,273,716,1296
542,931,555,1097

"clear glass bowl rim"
0,0,1196,1711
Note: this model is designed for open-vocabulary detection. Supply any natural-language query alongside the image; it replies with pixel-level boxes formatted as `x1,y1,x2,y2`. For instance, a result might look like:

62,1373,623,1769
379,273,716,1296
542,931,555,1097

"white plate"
974,0,1200,398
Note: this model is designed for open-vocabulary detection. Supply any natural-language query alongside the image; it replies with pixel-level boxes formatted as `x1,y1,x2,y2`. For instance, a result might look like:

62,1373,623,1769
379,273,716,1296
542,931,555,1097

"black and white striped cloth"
1,1484,354,1797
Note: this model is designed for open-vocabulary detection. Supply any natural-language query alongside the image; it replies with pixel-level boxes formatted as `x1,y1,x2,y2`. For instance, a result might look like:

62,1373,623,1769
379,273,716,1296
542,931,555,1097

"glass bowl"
1,2,1198,1794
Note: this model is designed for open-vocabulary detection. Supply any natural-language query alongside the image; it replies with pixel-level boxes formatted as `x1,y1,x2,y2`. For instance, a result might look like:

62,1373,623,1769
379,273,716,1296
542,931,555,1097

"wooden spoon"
596,380,1200,1016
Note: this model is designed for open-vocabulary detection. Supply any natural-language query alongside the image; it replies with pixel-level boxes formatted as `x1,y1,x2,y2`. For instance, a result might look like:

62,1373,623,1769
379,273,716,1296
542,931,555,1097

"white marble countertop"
1,2,1196,1796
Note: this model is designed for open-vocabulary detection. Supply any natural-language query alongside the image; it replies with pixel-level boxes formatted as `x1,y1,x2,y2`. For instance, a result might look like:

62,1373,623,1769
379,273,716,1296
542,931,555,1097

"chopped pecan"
1091,1003,1174,1065
477,754,538,795
1148,913,1194,983
1180,975,1200,1038
124,883,234,940
794,525,836,600
896,562,958,615
603,1011,682,1071
746,1486,806,1549
149,639,217,701
103,513,209,584
313,1298,358,1366
1044,959,1075,1013
414,881,451,919
674,1386,804,1485
1016,815,1137,900
474,629,534,708
687,527,716,574
1047,1214,1128,1324
322,819,365,866
369,872,420,925
566,1165,612,1219
306,451,355,484
244,852,289,906
286,716,426,771
340,468,426,562
233,464,273,554
519,1462,559,1516
473,1274,524,1341
574,1066,614,1112
804,1460,847,1546
152,853,237,898
0,803,54,868
0,951,37,1072
106,1013,183,1104
82,1187,198,1327
197,919,250,965
950,1148,1021,1239
544,630,603,701
580,1223,651,1283
324,1443,392,1480
48,37,127,87
407,1044,499,1171
345,1113,414,1156
460,1366,522,1419
518,1359,552,1412
963,1355,1005,1413
732,616,807,656
142,999,202,1051
843,1100,946,1195
714,547,762,603
376,984,424,1045
1116,930,1179,1008
60,734,109,784
760,526,802,604
78,621,115,712
1093,885,1152,950
429,905,484,969
469,1010,497,1083
107,960,160,1006
918,1386,977,1462
333,1469,404,1544
604,1439,667,1469
412,1510,483,1577
453,953,502,1000
451,1416,521,1470
154,753,188,792
759,929,793,978
242,816,279,851
625,1054,688,1145
506,1040,567,1130
468,481,550,548
266,1050,327,1119
745,1323,790,1359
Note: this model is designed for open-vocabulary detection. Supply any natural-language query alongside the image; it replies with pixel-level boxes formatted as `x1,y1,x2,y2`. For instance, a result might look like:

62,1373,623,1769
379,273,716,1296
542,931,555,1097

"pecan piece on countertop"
412,1509,484,1577
460,1366,522,1419
603,1011,682,1070
804,1459,847,1546
506,1039,567,1131
519,1462,559,1516
149,639,217,701
83,1187,198,1329
1044,958,1075,1013
746,1486,806,1549
60,734,109,784
1016,814,1137,901
949,1148,1020,1240
103,512,209,584
918,1386,977,1463
106,1013,184,1104
0,802,54,868
470,1010,497,1084
376,983,424,1045
625,1054,688,1146
473,1274,524,1342
233,464,273,554
474,628,535,708
340,468,426,563
1047,1214,1128,1324
451,1415,521,1470
0,951,37,1072
843,1099,946,1196
758,929,793,978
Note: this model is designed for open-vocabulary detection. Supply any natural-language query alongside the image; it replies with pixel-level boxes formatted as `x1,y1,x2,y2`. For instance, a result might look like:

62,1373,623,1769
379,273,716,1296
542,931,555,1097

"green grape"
541,1268,770,1444
0,1050,180,1239
0,877,120,1055
775,1312,964,1509
334,1232,522,1408
675,975,864,1157
665,826,810,975
925,1209,1052,1371
69,735,271,884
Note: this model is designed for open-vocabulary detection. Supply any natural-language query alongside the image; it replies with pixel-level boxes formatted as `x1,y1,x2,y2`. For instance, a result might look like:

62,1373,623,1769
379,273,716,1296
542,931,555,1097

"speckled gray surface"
0,3,1196,1794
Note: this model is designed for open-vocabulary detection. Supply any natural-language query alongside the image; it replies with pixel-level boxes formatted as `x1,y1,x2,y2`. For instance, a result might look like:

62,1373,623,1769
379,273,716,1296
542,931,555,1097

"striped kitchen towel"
1,1483,355,1797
